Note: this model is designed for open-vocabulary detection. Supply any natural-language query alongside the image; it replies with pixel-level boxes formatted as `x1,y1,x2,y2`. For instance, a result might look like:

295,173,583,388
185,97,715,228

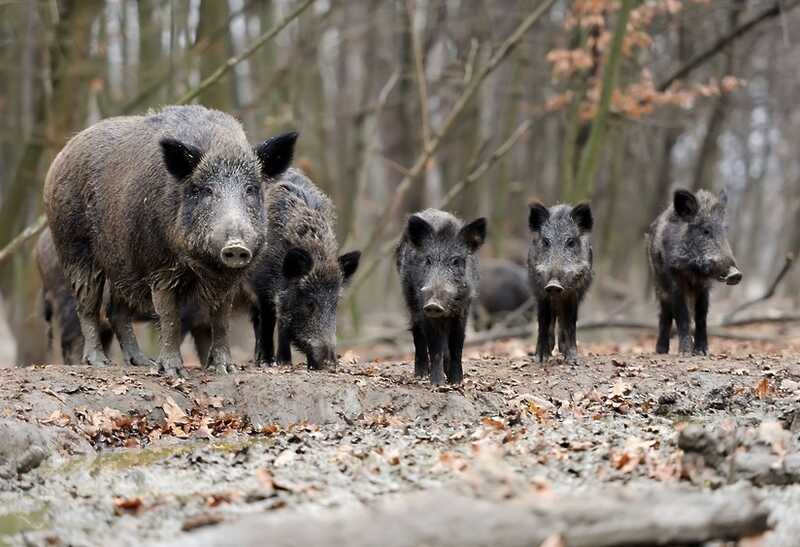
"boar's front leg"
207,299,235,375
446,317,466,385
655,298,673,354
557,297,579,364
254,296,276,366
693,287,710,355
411,323,430,378
425,322,446,386
109,293,153,367
276,319,293,366
668,282,692,354
152,288,186,378
536,298,554,362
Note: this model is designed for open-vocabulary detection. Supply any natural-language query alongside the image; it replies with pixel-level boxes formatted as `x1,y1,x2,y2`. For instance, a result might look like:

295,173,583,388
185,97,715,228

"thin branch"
177,0,315,105
657,0,800,92
407,0,431,152
348,119,532,296
723,254,795,322
359,0,558,259
0,214,46,267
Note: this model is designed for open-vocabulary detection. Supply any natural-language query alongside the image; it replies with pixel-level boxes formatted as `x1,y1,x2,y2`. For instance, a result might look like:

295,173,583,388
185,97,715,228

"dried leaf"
181,513,224,532
755,378,771,400
540,534,566,547
113,497,143,516
162,396,188,424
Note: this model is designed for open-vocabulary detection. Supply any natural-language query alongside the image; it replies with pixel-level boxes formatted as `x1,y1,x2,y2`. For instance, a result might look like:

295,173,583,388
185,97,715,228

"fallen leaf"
610,380,633,398
162,396,188,424
274,449,296,467
256,468,276,494
111,385,128,395
181,513,224,532
113,497,144,516
38,410,70,427
755,378,771,400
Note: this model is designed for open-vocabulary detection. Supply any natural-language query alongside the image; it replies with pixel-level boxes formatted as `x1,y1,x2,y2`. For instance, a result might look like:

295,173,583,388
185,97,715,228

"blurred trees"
0,0,799,363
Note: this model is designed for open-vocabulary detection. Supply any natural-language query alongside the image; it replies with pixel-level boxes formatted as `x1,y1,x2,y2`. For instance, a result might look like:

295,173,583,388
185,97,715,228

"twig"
177,0,315,105
0,214,47,267
348,119,532,296
358,0,558,259
657,0,800,92
407,0,431,153
723,254,795,322
721,313,800,328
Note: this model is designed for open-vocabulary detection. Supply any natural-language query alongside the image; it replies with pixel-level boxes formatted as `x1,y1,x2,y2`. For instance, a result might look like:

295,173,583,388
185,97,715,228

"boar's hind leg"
655,299,673,354
411,324,430,378
70,265,110,367
190,324,213,368
536,299,554,362
207,301,235,375
446,318,466,384
152,288,186,377
668,284,692,354
254,297,277,366
109,294,153,367
693,288,709,355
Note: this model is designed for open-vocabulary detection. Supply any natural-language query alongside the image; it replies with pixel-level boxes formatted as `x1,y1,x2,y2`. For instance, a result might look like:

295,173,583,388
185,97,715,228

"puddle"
0,506,48,546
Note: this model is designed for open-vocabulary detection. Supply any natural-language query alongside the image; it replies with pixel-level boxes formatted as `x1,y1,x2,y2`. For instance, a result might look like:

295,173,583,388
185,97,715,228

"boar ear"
570,203,593,232
528,201,550,233
283,247,313,279
460,217,487,252
718,188,728,209
255,131,298,180
160,138,203,181
407,215,433,247
673,189,699,219
338,251,361,283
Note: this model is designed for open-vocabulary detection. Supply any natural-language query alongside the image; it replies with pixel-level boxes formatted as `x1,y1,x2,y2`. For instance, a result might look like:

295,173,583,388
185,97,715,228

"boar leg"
190,324,213,367
74,272,110,367
446,318,466,384
693,287,709,355
558,297,579,364
536,298,554,362
109,294,152,367
276,320,293,366
255,297,277,365
655,299,673,354
152,288,186,377
207,301,234,375
412,323,430,378
668,284,692,354
425,323,446,386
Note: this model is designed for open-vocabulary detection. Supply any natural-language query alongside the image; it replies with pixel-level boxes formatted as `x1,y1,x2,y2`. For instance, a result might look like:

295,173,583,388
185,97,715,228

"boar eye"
541,237,551,248
566,237,578,249
245,184,259,197
424,256,433,266
190,184,210,198
450,257,464,268
702,227,712,237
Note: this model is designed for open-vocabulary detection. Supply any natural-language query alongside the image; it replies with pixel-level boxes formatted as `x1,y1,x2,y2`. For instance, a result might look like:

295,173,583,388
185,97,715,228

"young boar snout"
722,265,743,285
544,279,564,295
307,343,337,370
421,282,455,318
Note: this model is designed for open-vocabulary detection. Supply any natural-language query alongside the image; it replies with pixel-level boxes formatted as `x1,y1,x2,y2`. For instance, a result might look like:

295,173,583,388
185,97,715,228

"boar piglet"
249,169,360,370
396,209,486,385
43,105,297,377
527,202,593,363
647,189,742,355
474,258,532,329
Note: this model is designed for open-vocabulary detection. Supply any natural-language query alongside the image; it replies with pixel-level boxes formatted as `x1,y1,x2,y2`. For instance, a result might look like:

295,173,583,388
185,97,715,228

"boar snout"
220,240,253,268
723,266,742,285
307,343,336,370
421,282,455,318
544,279,564,295
423,301,446,318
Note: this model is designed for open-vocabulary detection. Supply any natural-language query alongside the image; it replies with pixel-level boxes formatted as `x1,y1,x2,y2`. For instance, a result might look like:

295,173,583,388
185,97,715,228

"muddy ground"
1,325,800,546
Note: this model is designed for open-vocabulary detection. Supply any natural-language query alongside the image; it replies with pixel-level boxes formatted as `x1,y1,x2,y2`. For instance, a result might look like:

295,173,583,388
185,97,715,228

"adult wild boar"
396,209,486,385
647,189,742,355
527,202,593,364
43,105,297,376
249,169,360,370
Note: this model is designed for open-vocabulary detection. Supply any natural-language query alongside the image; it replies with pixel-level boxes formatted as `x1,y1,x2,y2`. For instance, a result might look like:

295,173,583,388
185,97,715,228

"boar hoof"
159,356,186,378
208,348,233,374
209,363,232,375
124,352,154,368
84,350,110,368
655,343,669,354
692,345,708,356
